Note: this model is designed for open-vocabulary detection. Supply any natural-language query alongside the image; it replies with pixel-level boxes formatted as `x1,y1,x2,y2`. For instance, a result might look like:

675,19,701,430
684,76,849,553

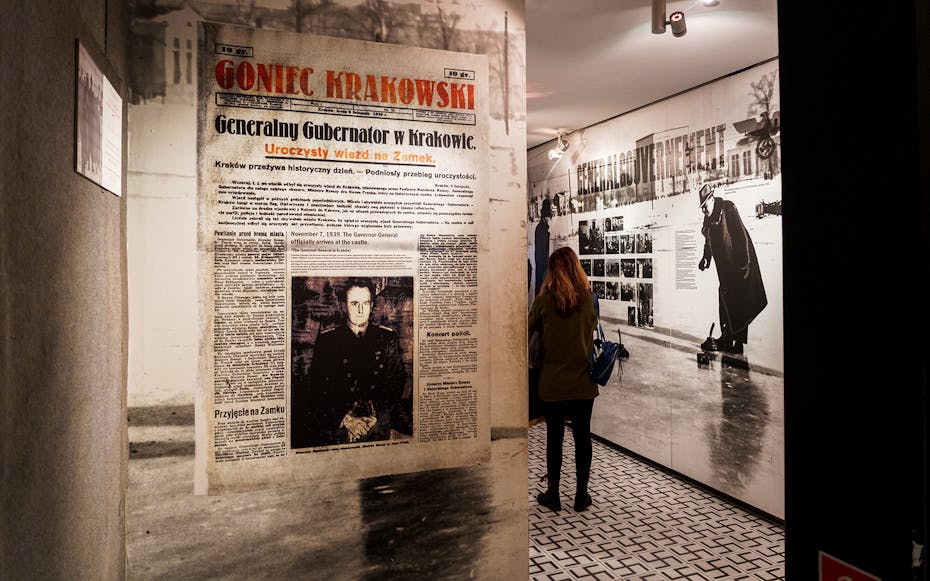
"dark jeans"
543,398,594,498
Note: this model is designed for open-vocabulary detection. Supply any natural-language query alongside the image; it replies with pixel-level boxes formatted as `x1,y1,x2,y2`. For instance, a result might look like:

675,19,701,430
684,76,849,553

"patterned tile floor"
528,422,785,580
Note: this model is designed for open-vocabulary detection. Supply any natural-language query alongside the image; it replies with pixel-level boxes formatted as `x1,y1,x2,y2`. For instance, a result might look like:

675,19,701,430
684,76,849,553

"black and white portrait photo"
578,219,605,255
635,232,653,254
620,234,634,254
290,276,414,449
605,235,619,254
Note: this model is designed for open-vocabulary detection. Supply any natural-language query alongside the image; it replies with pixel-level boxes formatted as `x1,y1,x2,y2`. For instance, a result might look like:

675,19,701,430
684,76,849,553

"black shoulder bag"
590,292,621,386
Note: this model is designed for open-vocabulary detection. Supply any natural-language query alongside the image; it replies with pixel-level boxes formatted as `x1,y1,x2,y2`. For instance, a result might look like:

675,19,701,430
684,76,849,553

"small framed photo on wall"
75,40,123,196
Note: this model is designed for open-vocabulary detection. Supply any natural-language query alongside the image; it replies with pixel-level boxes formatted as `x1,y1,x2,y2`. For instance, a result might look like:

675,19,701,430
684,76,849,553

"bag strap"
592,290,606,344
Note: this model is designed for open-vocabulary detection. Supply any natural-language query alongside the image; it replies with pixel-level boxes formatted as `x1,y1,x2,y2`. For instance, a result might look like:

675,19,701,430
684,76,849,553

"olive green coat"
528,291,599,402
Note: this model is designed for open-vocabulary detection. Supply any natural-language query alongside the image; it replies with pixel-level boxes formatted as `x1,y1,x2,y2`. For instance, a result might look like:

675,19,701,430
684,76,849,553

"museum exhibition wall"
527,59,784,518
125,0,528,576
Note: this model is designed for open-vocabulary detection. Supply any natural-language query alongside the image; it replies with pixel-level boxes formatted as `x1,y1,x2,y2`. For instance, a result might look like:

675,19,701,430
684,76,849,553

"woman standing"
528,247,599,512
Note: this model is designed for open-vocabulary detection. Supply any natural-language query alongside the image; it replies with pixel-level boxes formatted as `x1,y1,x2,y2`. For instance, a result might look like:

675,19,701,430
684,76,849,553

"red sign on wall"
819,551,881,581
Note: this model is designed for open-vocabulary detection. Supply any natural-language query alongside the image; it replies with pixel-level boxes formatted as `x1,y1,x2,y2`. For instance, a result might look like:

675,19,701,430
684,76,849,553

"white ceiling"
526,0,779,150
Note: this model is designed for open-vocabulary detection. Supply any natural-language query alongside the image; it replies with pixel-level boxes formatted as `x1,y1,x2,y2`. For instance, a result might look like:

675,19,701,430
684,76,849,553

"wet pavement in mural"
590,317,784,519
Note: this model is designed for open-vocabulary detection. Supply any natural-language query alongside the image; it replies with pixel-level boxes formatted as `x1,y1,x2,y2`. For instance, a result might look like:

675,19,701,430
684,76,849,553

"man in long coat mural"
697,183,767,355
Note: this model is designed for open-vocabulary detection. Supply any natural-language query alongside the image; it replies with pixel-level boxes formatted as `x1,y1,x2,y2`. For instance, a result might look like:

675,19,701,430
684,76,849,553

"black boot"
722,339,744,355
537,489,562,512
574,492,593,512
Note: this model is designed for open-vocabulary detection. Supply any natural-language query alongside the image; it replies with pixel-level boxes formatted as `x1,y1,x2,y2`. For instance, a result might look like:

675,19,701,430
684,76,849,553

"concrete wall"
0,1,129,579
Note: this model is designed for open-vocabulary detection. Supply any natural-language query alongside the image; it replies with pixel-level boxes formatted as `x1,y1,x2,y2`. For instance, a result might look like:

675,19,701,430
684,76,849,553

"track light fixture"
669,10,686,37
548,132,569,161
652,0,687,37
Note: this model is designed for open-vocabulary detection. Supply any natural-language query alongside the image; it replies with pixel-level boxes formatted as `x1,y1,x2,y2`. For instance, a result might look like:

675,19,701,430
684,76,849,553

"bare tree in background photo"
351,0,405,42
295,0,336,33
417,1,462,50
734,70,780,174
748,71,776,120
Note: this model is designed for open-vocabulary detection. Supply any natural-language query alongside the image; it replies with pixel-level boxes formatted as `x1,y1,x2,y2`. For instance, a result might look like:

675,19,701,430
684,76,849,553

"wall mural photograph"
124,0,528,578
527,59,784,518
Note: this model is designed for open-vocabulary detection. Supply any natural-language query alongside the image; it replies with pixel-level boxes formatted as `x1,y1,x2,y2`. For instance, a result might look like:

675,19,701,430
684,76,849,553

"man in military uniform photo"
292,277,409,447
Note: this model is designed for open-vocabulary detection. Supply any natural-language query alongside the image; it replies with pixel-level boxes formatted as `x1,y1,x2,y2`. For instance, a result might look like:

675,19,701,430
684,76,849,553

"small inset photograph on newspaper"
290,275,414,449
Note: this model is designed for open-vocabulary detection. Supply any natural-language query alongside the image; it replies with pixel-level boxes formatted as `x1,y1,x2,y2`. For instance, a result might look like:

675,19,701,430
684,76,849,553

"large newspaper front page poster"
196,22,490,493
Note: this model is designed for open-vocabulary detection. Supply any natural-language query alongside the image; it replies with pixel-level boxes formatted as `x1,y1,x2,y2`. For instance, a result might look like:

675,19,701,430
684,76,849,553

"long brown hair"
540,247,590,316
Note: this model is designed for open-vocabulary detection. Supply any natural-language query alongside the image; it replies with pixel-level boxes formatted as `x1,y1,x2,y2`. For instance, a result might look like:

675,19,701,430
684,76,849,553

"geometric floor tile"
528,422,785,580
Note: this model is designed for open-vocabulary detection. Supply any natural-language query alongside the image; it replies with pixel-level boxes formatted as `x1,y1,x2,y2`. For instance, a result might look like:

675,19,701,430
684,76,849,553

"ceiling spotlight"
702,0,719,6
669,11,686,37
548,132,569,160
652,0,686,37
